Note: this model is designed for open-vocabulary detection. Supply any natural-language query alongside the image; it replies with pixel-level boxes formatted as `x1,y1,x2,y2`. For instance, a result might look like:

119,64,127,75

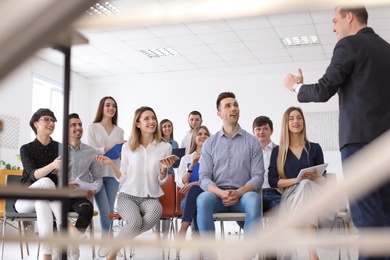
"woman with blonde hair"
176,125,211,238
94,106,176,260
268,107,327,260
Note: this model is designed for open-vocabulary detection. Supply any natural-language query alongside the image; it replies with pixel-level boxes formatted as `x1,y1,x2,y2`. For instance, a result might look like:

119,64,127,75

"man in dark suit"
284,4,390,260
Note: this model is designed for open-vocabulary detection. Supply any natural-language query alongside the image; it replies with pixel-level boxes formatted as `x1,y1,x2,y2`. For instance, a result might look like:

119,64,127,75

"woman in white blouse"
176,125,210,240
87,96,126,237
94,106,176,260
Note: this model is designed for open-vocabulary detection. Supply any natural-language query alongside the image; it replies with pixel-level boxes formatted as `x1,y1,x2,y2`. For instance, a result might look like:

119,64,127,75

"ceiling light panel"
282,36,319,47
140,48,180,58
86,1,119,16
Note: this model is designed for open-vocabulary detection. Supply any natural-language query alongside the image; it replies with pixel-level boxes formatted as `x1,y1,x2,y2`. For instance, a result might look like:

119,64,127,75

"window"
32,74,71,142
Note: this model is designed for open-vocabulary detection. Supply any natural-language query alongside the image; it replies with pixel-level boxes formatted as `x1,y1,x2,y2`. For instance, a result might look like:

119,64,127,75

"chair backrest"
159,174,175,218
4,174,22,216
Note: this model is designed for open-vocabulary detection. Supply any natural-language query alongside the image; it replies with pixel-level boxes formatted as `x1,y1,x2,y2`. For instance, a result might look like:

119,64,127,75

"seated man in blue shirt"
197,92,264,259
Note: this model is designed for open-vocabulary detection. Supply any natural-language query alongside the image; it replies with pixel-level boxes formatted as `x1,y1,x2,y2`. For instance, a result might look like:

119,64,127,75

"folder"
104,143,124,160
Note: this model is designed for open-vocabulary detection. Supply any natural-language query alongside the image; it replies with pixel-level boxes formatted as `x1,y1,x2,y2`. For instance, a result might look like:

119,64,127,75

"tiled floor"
1,219,358,260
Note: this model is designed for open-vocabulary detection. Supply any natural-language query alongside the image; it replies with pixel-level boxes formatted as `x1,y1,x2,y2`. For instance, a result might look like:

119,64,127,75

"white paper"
295,163,328,184
73,178,99,191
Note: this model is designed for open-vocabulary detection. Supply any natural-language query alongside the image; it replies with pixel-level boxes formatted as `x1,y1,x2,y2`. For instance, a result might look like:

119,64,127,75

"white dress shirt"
262,141,275,189
175,152,196,188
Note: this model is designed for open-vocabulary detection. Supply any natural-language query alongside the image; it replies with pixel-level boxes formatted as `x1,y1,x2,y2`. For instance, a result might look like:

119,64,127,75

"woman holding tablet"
268,106,328,260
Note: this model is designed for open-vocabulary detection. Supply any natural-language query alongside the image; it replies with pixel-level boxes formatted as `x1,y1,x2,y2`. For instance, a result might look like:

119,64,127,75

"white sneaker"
68,245,80,260
98,245,111,258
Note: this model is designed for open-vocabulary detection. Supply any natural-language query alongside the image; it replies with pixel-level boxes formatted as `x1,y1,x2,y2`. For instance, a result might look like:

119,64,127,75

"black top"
20,138,60,186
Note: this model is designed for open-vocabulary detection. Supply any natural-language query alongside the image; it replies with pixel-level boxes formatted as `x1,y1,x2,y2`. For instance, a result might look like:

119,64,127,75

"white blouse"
175,151,198,188
86,122,124,178
117,140,171,198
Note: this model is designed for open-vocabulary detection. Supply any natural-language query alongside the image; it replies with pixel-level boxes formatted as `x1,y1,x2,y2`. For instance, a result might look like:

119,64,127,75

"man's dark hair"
252,116,273,131
68,113,80,120
188,110,202,119
338,4,368,24
216,92,236,111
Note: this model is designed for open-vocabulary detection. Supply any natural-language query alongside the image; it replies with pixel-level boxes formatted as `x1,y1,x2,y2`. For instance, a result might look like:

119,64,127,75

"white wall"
0,57,91,167
87,59,343,177
0,57,343,177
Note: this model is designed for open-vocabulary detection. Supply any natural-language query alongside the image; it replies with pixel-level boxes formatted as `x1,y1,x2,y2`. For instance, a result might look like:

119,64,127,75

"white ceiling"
33,1,390,80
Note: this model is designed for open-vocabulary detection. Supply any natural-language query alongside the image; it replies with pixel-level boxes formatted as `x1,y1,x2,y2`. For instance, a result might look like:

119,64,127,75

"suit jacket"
297,27,390,149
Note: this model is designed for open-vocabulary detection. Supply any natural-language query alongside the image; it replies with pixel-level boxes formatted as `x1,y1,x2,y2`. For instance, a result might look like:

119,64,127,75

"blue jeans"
196,190,261,236
341,144,390,260
262,188,282,213
181,185,204,231
94,176,119,237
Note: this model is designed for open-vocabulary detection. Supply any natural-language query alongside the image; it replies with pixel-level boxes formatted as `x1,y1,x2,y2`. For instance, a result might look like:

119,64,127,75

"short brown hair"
337,4,368,24
216,92,235,111
29,108,57,135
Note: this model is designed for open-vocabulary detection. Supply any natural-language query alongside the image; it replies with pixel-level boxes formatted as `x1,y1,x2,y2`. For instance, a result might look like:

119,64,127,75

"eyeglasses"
39,117,56,124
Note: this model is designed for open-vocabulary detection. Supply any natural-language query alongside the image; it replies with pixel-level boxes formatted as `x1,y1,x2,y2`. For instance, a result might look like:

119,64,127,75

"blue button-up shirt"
199,126,264,191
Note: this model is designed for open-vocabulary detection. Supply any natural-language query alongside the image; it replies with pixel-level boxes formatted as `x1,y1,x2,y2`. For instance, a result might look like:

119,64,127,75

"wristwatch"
186,167,192,173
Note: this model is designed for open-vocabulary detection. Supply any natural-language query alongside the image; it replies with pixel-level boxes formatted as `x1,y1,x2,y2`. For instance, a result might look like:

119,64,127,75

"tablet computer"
295,163,328,183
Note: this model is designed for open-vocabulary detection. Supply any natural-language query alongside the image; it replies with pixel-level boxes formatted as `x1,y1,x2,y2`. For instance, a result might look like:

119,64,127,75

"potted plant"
0,154,22,170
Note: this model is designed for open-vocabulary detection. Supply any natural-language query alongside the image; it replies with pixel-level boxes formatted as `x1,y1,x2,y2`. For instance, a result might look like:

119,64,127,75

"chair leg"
17,221,24,259
21,221,30,256
90,219,96,259
1,219,7,260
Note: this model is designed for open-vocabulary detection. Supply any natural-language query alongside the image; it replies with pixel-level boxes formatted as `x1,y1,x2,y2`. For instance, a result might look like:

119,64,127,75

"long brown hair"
128,106,162,151
189,125,210,154
93,96,118,125
276,107,309,179
159,119,174,141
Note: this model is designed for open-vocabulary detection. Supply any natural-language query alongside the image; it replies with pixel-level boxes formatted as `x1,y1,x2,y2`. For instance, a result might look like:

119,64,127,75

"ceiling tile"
147,24,193,37
154,56,192,66
245,39,284,50
219,52,256,61
165,64,198,71
185,20,231,34
318,34,337,45
293,54,327,62
315,23,334,35
310,9,333,23
197,32,240,44
136,66,169,73
126,38,167,50
108,50,147,61
91,42,134,53
173,45,214,55
84,31,123,44
287,46,324,56
72,45,102,56
186,53,223,63
368,18,390,31
197,62,229,69
208,42,249,53
121,57,160,67
77,53,118,63
268,12,313,27
226,16,272,30
109,28,156,41
236,28,278,41
368,6,390,18
252,48,289,58
260,56,293,63
275,25,318,38
226,59,261,66
161,35,203,47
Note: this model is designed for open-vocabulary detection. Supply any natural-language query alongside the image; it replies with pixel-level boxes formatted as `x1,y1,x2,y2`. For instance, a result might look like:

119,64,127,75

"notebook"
172,148,185,168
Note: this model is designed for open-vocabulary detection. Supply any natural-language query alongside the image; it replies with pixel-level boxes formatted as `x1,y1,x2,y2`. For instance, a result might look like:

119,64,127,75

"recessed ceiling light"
281,36,319,47
86,1,120,16
140,48,180,58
